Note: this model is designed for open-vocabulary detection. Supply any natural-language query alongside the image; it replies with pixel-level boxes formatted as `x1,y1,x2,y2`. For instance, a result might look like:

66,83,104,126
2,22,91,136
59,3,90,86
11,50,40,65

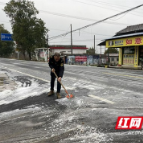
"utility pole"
94,35,95,54
71,24,73,55
47,34,49,46
108,48,109,66
47,34,50,61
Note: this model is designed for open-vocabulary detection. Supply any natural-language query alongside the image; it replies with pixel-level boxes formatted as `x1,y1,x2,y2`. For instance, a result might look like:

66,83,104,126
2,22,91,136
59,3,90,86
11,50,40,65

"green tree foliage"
0,24,14,57
4,0,48,60
104,48,118,54
86,47,95,55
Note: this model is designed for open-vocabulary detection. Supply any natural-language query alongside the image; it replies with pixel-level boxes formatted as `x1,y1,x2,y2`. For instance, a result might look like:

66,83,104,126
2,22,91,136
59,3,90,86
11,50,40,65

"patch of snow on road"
60,125,112,143
0,105,41,121
56,97,86,108
0,80,49,105
73,80,104,90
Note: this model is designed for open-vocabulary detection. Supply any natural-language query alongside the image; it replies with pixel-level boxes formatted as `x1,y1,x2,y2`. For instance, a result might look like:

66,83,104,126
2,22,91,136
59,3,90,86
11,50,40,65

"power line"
72,0,143,17
0,20,10,23
49,39,102,43
0,14,130,27
82,30,113,36
0,1,139,27
0,20,113,37
51,38,102,42
83,0,143,13
0,2,5,5
1,0,143,20
49,4,143,40
39,9,129,26
1,1,143,40
49,28,68,32
50,29,113,37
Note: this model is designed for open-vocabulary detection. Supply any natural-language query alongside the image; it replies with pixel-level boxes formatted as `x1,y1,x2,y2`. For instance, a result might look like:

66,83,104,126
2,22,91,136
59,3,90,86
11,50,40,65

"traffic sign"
1,33,13,41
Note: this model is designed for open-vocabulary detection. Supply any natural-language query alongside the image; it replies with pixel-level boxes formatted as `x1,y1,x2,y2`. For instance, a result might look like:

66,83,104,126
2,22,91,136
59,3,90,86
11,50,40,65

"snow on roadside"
0,105,42,123
0,80,49,105
0,68,49,105
60,125,112,143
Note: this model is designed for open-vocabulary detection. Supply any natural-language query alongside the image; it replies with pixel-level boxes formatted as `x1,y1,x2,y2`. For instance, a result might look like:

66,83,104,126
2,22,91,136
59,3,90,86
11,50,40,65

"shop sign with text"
106,36,143,48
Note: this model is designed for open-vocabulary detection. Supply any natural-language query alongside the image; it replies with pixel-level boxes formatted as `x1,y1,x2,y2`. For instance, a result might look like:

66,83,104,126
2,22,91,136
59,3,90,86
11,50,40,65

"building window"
111,57,114,61
123,47,135,54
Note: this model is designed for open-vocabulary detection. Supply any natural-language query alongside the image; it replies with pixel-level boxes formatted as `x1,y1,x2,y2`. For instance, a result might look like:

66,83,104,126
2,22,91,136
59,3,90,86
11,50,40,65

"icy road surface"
0,58,143,143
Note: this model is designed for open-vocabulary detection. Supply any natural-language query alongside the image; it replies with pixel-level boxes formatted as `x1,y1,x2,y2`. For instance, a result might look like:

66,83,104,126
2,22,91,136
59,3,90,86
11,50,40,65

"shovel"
53,71,74,99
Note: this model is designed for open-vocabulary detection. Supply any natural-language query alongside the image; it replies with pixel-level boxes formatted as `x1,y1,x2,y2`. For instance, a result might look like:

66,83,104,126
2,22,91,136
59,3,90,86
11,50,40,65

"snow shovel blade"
66,94,74,99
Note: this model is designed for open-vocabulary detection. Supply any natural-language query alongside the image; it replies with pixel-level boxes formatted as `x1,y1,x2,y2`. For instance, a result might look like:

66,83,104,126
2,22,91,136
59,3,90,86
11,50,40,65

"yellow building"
99,24,143,68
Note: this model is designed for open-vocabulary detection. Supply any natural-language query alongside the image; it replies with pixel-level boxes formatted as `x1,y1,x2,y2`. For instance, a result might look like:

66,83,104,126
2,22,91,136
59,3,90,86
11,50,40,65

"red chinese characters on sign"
126,39,132,45
126,38,142,45
135,38,142,44
75,56,87,62
115,117,143,130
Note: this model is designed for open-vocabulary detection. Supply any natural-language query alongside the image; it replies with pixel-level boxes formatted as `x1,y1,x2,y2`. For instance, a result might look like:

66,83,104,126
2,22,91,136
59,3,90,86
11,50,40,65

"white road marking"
1,65,50,83
88,95,114,104
13,62,29,64
5,59,16,60
1,64,114,104
34,67,42,69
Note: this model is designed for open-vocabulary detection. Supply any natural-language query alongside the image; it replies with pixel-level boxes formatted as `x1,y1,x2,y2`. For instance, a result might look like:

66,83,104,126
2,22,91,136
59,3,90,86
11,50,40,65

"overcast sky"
1,0,143,53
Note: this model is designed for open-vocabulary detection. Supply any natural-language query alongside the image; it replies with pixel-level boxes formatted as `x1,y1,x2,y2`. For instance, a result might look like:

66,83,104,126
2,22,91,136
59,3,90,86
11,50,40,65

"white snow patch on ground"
72,80,105,90
56,97,86,108
0,105,41,121
0,79,49,105
59,125,112,143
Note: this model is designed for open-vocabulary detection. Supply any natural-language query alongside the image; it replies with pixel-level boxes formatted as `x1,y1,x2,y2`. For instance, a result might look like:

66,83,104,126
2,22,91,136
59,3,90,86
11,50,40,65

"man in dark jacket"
48,52,64,99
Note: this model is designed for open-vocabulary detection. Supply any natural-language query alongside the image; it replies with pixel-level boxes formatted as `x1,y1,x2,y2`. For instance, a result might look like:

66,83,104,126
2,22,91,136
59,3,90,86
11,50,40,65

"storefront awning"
98,32,143,47
106,32,143,48
105,32,143,40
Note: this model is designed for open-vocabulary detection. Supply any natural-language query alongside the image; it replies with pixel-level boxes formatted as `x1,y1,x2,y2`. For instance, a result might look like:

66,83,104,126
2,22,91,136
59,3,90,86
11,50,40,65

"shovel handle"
53,72,69,94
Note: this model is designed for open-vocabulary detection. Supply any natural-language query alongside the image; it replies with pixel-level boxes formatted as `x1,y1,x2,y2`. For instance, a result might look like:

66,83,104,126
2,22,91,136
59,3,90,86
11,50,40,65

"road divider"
88,95,114,104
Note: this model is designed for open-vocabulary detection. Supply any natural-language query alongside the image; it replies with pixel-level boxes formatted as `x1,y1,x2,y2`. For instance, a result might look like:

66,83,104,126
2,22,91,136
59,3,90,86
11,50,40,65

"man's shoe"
48,90,54,96
57,93,62,99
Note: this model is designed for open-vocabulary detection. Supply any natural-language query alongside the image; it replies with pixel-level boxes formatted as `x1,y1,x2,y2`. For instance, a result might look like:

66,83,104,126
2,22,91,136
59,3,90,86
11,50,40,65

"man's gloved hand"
52,68,55,73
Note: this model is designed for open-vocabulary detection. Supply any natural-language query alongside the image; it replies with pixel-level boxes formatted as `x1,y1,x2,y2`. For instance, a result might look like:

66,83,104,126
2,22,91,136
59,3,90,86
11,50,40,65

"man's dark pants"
50,72,61,93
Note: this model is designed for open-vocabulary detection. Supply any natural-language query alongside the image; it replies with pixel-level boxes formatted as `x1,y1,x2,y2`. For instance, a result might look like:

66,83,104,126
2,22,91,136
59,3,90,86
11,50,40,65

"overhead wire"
82,0,143,13
39,9,129,26
49,39,102,44
0,1,140,27
72,0,143,17
78,0,143,11
0,20,113,37
1,1,143,44
82,30,112,36
49,4,143,40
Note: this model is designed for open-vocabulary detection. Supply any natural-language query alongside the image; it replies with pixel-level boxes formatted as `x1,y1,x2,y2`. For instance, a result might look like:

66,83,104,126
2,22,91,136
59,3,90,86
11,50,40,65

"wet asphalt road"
0,58,143,143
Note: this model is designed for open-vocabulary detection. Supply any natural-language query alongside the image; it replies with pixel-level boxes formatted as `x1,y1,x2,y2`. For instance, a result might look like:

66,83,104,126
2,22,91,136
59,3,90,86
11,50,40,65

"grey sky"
1,0,143,53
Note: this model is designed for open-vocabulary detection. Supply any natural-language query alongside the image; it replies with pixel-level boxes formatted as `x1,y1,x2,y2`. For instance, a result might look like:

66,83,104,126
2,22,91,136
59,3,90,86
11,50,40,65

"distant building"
98,23,143,68
49,45,88,55
106,53,119,65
